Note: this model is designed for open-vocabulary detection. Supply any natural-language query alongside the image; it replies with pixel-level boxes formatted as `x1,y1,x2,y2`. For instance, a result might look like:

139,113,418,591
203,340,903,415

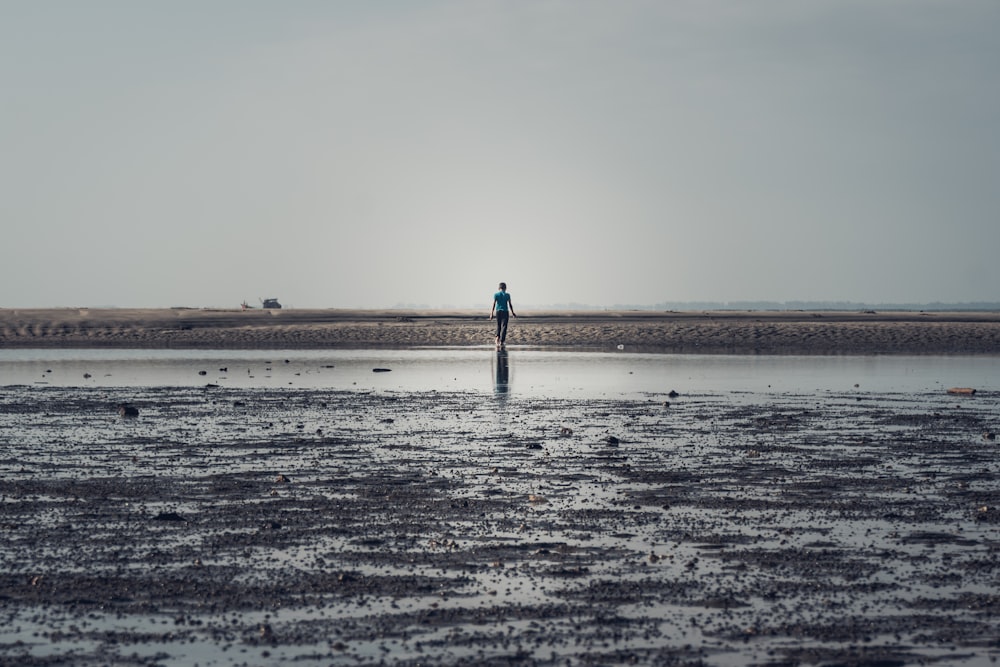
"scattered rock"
373,368,392,373
984,432,996,441
668,390,680,398
605,435,620,446
198,370,207,376
947,387,976,395
117,404,139,418
153,511,186,522
275,474,290,483
559,426,573,436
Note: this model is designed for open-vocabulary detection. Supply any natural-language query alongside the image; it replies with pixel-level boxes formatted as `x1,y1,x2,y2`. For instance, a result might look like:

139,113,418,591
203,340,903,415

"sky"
2,1,998,309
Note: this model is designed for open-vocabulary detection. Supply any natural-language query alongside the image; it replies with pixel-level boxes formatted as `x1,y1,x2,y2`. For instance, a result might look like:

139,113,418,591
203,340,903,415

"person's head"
498,282,507,291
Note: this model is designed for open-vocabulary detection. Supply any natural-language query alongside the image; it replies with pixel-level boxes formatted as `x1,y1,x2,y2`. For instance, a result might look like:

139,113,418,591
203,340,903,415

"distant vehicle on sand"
241,298,283,310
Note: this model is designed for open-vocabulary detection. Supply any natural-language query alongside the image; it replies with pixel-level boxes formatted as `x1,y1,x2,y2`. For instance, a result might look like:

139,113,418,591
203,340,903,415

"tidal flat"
1,379,999,666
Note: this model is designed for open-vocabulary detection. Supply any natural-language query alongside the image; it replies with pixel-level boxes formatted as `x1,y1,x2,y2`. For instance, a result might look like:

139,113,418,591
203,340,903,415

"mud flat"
1,382,999,665
2,308,1000,353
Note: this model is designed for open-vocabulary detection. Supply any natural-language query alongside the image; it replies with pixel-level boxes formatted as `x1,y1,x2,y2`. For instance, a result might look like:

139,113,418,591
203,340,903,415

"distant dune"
2,308,1000,354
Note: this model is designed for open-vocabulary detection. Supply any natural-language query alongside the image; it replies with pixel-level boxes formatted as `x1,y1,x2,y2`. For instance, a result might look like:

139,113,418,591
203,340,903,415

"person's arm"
489,298,496,319
509,296,516,317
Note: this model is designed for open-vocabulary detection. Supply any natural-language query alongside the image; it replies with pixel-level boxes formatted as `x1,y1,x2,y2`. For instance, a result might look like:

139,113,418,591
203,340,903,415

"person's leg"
498,311,509,343
495,313,503,343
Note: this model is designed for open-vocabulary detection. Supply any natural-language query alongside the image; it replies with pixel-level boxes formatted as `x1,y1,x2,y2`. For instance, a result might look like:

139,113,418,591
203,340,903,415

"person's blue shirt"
494,291,511,312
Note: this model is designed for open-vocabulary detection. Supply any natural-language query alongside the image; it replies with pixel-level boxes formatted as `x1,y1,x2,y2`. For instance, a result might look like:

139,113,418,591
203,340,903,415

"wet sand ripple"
1,384,998,664
1,308,999,353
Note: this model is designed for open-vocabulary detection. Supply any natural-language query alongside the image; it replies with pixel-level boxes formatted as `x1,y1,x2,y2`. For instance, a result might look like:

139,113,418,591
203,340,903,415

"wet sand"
1,307,1000,353
1,382,999,665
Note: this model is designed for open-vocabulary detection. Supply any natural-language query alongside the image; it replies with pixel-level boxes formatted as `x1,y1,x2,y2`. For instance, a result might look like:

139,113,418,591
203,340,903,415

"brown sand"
1,307,1000,354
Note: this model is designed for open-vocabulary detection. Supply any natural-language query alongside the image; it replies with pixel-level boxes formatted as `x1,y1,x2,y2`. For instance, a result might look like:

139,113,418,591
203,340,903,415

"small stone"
117,404,139,418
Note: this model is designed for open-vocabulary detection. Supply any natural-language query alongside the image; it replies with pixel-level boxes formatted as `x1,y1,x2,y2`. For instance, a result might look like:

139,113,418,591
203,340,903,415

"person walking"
489,282,516,347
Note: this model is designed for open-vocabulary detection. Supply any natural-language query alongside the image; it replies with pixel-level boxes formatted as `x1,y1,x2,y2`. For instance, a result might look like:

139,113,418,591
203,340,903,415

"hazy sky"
3,1,998,309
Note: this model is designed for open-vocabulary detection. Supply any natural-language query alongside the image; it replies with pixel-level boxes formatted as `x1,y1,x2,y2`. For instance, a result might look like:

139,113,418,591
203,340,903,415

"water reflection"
1,349,998,399
493,349,511,398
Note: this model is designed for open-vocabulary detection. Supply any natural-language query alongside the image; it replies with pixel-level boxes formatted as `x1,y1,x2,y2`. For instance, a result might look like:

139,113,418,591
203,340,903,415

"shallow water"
2,348,999,397
2,349,1000,666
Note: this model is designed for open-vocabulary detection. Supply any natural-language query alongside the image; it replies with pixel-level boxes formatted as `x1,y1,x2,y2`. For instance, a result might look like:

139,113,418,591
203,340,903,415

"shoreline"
2,307,1000,354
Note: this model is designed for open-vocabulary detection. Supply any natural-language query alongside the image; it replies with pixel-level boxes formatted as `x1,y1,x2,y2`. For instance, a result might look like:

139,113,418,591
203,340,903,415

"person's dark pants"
495,311,509,343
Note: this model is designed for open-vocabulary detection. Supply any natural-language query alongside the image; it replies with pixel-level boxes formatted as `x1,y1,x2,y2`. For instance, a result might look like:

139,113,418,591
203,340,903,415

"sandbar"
1,308,1000,354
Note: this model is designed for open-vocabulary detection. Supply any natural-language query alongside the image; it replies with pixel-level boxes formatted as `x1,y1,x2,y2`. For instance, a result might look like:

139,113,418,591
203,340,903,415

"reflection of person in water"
494,348,510,397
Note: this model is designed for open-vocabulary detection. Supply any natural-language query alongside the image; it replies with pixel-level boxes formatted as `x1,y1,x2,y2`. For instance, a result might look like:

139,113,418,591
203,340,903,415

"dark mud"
1,384,999,666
